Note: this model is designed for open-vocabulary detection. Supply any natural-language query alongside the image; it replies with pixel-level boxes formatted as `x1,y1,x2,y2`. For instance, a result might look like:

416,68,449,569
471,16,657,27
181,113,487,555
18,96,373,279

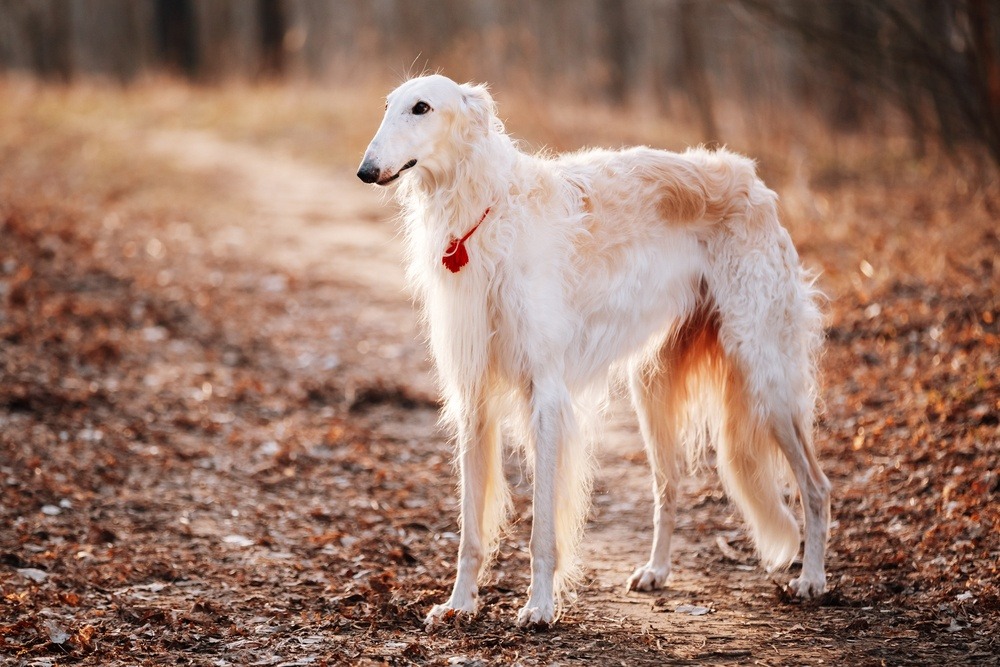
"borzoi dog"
357,74,830,628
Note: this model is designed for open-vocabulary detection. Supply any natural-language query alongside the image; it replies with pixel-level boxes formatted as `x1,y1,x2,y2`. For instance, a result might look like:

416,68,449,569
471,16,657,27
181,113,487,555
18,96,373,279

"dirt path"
145,129,404,294
137,129,958,665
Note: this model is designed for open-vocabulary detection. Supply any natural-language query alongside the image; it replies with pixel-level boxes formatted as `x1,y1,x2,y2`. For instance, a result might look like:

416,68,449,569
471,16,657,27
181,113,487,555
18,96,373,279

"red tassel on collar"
442,207,491,273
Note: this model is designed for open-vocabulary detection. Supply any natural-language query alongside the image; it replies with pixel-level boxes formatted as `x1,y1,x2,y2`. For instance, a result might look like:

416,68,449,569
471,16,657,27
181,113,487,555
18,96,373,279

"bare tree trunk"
68,0,151,82
258,0,286,78
599,0,629,104
967,0,1000,164
0,0,74,81
679,0,719,145
828,2,868,129
154,0,198,77
192,0,261,81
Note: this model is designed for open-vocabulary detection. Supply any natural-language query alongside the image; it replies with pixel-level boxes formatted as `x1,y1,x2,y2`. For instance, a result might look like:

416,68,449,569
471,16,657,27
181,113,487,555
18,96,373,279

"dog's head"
357,74,497,186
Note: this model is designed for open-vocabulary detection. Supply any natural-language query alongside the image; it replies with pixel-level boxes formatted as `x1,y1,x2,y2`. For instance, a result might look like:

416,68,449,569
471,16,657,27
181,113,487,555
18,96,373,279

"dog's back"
555,145,759,227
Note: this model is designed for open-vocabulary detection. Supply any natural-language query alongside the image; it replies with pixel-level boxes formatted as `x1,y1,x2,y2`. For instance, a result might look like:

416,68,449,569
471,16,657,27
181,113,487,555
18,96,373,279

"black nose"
357,163,381,184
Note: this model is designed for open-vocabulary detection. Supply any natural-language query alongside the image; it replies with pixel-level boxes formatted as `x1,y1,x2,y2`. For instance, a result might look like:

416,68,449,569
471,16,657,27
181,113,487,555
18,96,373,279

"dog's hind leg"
771,413,830,598
426,395,510,626
625,353,684,592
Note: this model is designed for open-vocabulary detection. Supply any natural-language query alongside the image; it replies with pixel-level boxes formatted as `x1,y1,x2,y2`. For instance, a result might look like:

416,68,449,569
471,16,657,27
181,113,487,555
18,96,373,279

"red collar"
442,207,491,273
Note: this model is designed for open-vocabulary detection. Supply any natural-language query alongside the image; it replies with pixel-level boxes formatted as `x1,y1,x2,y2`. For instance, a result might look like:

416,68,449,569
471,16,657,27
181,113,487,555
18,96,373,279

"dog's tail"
694,167,824,571
675,329,801,572
713,374,802,570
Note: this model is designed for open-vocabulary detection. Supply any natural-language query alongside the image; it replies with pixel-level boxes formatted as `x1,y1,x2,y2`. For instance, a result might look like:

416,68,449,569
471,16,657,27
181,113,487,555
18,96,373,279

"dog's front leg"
517,380,570,628
425,399,502,627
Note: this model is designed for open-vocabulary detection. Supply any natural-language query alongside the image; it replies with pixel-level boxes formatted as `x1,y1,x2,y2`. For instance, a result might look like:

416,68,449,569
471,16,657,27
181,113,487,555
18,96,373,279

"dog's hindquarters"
628,294,804,581
567,146,827,593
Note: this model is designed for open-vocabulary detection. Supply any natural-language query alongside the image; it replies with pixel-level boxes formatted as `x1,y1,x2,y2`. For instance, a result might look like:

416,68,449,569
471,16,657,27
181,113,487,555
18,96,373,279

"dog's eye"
411,101,431,115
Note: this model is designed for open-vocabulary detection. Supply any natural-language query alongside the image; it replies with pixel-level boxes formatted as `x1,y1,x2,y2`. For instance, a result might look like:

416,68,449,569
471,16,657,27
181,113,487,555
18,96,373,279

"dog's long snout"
357,161,381,184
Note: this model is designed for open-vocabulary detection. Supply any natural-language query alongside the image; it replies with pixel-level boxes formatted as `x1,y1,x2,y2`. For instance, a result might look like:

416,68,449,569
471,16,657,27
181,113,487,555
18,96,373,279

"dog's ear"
459,83,497,138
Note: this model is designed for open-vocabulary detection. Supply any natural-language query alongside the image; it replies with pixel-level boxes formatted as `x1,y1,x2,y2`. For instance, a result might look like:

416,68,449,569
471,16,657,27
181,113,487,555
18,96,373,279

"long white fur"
357,74,831,628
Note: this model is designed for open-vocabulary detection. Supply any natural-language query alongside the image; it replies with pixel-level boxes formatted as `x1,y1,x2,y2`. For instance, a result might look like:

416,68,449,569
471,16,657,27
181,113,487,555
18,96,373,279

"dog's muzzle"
356,159,417,186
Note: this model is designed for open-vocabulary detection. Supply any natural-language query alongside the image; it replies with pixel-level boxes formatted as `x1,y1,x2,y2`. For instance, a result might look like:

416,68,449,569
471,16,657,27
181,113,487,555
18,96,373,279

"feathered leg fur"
426,392,511,624
517,375,594,626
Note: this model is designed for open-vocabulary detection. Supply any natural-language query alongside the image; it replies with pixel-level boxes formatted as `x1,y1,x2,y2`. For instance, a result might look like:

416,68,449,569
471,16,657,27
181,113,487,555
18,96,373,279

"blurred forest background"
1,1,997,664
2,0,1000,164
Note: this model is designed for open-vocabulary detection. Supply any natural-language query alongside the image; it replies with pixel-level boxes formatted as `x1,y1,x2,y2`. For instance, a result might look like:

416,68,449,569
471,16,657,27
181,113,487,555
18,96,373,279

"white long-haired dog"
357,74,831,628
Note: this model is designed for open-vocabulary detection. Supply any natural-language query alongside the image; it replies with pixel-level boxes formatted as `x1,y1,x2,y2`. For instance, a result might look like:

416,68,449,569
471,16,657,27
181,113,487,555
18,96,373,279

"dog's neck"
406,131,517,240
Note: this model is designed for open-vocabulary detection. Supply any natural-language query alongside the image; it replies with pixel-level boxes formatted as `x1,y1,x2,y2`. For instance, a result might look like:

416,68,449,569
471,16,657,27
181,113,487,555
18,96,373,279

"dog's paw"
516,600,555,629
626,563,671,592
788,573,826,599
424,599,478,628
